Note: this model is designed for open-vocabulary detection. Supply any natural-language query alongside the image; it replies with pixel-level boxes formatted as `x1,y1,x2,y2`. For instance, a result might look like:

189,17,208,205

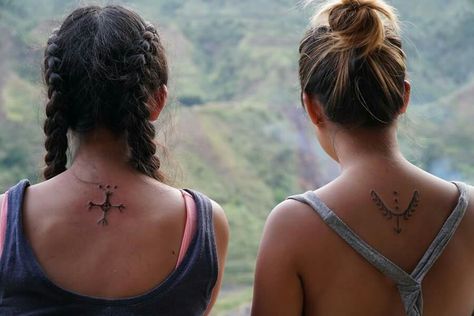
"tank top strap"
0,180,31,269
176,190,197,269
182,189,218,289
410,181,470,281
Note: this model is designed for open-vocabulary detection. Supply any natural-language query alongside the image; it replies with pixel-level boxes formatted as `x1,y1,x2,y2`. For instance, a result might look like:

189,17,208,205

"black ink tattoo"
370,190,420,234
88,185,125,226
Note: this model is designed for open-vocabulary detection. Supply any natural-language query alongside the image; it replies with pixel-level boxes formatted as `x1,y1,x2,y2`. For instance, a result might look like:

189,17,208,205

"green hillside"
1,0,474,314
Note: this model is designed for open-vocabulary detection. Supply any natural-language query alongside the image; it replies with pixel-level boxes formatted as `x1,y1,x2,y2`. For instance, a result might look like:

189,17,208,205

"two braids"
42,6,169,181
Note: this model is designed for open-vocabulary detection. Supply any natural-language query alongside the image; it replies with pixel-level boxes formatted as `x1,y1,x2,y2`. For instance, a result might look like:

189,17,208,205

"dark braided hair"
44,29,68,179
42,6,168,180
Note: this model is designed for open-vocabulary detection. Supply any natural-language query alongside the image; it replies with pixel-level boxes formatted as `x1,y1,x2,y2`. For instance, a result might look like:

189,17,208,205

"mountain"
0,0,473,314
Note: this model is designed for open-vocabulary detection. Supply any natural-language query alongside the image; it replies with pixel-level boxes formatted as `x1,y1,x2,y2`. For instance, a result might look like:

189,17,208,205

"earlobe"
149,85,168,121
400,81,411,114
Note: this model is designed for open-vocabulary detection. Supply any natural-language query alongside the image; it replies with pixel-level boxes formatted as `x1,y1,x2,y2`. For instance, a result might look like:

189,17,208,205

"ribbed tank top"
0,180,218,316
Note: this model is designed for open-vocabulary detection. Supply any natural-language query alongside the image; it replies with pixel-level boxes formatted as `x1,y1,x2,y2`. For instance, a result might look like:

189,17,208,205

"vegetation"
1,0,473,314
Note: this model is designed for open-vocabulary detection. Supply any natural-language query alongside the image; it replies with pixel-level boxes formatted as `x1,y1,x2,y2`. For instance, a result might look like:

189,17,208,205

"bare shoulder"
262,198,330,260
267,197,326,233
142,180,188,213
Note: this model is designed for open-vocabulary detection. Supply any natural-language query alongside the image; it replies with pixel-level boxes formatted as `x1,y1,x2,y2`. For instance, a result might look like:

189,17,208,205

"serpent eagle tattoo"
88,185,125,226
370,190,420,234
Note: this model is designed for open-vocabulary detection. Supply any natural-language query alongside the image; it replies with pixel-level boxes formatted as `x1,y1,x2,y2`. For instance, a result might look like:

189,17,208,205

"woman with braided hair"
0,5,228,315
252,0,474,315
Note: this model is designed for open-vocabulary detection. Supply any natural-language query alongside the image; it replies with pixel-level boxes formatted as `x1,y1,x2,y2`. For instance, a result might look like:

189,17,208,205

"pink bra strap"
0,192,9,258
176,190,197,269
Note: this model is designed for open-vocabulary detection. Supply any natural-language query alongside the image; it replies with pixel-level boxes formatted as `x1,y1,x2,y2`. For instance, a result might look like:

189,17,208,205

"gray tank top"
288,182,470,316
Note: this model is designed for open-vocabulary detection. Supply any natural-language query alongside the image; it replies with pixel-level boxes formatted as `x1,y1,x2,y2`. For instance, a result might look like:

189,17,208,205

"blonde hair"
299,0,407,126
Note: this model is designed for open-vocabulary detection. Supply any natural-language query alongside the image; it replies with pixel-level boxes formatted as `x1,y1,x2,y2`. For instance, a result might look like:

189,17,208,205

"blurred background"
0,0,473,314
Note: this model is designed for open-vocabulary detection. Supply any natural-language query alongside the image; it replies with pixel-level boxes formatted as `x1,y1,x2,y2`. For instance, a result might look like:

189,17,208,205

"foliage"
0,0,473,314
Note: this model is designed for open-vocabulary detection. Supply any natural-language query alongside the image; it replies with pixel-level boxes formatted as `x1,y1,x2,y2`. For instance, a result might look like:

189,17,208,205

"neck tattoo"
370,190,420,234
88,185,125,226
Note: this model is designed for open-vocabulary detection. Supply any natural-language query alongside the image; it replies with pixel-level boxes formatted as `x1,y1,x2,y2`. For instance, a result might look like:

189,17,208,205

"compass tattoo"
370,190,420,234
88,185,125,226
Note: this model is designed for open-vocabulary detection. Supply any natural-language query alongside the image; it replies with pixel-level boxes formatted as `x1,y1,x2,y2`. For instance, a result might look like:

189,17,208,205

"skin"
0,86,229,314
252,81,474,316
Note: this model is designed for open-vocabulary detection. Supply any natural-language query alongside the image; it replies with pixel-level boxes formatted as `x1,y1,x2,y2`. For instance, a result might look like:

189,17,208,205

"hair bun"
311,0,399,56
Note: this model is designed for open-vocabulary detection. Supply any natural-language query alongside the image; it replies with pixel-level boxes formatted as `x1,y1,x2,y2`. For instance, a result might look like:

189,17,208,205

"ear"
303,92,325,126
399,80,411,114
149,85,168,121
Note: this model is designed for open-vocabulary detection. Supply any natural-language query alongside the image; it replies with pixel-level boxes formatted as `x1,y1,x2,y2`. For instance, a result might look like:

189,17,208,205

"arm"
205,200,230,315
251,201,304,316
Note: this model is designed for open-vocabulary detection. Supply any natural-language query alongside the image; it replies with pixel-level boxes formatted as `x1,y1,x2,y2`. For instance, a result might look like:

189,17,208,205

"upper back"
0,171,219,315
282,166,474,316
21,172,187,298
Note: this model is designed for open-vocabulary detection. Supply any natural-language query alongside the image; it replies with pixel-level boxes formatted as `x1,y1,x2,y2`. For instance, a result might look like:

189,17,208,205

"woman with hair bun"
252,0,474,315
0,5,228,315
